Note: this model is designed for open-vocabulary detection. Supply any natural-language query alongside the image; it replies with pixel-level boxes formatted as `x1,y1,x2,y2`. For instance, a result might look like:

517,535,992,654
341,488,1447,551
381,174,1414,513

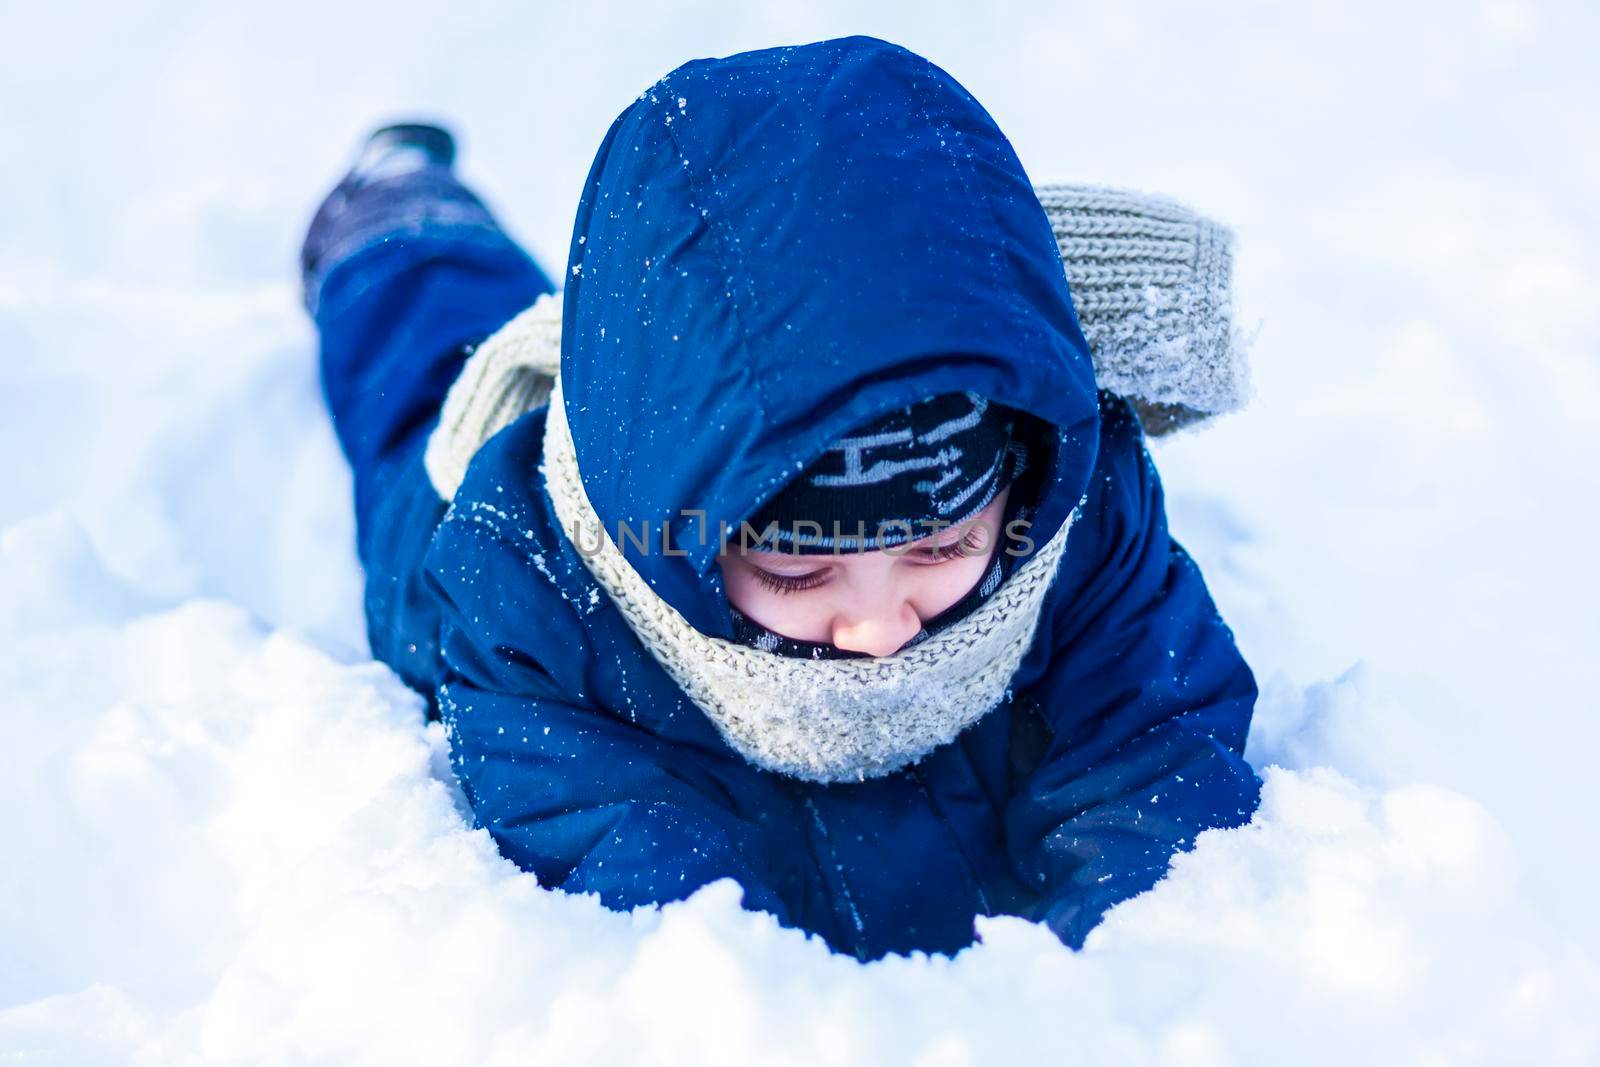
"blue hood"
559,35,1101,638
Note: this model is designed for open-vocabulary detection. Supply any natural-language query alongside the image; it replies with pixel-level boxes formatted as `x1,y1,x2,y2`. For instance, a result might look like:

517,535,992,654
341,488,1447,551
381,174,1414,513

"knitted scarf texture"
420,184,1246,781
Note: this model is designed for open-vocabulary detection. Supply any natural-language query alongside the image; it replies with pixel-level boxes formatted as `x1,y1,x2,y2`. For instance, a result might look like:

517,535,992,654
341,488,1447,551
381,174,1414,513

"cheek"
911,552,994,617
718,564,836,643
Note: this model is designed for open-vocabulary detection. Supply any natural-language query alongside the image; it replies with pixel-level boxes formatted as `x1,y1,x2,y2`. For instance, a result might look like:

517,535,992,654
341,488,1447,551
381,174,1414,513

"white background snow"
4,1,1599,1063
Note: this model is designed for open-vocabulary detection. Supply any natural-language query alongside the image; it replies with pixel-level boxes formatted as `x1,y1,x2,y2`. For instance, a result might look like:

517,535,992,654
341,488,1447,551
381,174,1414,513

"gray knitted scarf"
422,183,1247,782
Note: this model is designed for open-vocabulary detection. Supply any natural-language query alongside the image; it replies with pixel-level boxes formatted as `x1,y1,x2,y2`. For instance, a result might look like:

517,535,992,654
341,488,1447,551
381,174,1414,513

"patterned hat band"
745,392,1019,554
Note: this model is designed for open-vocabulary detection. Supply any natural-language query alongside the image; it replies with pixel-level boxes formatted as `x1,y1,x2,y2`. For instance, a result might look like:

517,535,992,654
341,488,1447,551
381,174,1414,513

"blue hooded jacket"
314,35,1261,961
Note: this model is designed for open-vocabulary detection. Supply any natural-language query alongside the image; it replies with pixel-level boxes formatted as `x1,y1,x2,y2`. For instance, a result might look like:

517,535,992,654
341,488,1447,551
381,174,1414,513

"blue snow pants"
301,165,557,705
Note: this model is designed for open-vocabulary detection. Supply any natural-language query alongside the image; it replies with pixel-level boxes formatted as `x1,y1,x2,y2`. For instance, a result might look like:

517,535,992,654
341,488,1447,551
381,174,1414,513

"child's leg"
300,128,556,696
303,138,555,529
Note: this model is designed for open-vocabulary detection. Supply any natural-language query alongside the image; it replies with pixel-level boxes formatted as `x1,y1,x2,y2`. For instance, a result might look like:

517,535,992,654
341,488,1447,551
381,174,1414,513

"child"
300,36,1260,961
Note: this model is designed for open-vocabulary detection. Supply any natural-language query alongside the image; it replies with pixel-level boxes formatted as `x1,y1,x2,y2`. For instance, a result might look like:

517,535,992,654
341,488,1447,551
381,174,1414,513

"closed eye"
910,525,988,563
749,566,830,595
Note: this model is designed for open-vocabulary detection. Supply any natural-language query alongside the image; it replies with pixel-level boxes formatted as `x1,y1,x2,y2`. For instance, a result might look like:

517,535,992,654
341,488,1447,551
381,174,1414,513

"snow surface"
4,2,1599,1063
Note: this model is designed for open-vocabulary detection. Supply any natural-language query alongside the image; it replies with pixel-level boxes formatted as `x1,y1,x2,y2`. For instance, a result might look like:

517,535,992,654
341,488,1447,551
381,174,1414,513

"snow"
4,1,1599,1063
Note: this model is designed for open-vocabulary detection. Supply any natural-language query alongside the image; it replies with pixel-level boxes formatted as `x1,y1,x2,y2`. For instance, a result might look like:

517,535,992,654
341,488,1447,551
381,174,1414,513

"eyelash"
747,528,987,595
750,568,831,595
924,526,987,562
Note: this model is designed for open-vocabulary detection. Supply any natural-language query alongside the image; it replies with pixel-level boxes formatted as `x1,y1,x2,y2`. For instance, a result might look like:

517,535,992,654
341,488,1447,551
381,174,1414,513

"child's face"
717,488,1011,657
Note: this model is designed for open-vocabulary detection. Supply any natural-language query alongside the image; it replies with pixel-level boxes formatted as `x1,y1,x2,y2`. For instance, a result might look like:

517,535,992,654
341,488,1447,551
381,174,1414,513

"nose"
831,601,922,657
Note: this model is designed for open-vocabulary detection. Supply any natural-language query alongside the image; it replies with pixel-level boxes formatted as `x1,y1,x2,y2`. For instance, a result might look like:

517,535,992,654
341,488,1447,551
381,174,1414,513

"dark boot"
300,121,499,316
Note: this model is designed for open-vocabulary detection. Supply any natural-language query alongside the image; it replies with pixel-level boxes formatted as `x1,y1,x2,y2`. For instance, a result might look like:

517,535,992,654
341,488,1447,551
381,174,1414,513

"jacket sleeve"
1005,395,1262,949
428,511,797,927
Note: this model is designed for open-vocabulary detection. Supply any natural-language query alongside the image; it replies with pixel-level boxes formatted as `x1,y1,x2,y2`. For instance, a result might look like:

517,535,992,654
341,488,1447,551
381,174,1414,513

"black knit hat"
746,391,1017,553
